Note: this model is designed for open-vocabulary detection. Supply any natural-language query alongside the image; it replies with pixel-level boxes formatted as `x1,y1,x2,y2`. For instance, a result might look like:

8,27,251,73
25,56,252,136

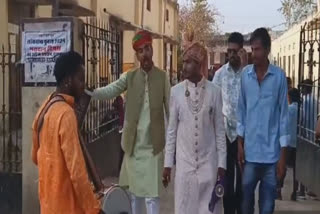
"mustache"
141,57,151,63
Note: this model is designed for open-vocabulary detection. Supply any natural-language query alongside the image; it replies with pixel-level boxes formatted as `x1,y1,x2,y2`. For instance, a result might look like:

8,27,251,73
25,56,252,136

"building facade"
271,3,320,87
0,0,179,78
208,33,252,71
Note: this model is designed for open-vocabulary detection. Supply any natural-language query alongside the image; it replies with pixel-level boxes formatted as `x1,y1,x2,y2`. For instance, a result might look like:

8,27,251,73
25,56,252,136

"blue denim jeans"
242,162,277,214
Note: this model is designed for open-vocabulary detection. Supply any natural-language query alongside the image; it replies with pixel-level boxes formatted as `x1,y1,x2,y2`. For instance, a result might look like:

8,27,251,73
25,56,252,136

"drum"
102,185,132,214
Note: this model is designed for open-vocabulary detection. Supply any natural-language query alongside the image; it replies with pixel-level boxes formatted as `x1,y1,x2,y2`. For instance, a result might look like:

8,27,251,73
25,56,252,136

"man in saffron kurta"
32,52,101,214
87,31,170,214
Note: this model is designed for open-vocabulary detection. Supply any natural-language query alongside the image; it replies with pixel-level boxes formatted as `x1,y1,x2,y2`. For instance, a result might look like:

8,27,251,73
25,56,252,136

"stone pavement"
104,168,320,214
273,168,320,214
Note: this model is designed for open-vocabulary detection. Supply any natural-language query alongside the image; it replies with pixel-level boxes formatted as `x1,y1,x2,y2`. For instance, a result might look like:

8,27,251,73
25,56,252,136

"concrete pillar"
166,42,171,71
22,88,51,214
35,5,53,18
0,0,8,49
0,0,9,135
173,45,177,71
158,39,163,69
123,31,136,71
22,18,83,214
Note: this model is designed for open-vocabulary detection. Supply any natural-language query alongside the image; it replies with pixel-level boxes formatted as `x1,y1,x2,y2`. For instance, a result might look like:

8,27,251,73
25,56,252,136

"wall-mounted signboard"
21,19,72,86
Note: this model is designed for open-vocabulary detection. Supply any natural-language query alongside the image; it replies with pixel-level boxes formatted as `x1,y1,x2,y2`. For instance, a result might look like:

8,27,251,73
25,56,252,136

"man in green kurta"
86,30,170,214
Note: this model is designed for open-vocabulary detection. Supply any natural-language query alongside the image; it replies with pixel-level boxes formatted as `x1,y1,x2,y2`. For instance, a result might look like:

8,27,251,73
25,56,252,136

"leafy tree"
279,0,317,27
179,0,219,44
177,0,219,77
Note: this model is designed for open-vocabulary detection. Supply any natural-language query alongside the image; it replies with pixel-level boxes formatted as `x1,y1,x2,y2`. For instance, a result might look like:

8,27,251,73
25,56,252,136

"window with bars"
283,56,286,73
166,9,169,21
288,55,291,77
292,55,295,86
147,0,151,11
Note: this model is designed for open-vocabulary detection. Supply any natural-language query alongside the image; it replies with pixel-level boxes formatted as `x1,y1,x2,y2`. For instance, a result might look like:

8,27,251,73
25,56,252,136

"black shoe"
276,189,282,200
307,191,318,200
297,191,306,200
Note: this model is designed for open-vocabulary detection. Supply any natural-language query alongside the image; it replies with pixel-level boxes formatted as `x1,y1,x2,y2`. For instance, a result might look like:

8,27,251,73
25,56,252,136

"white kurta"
165,78,227,214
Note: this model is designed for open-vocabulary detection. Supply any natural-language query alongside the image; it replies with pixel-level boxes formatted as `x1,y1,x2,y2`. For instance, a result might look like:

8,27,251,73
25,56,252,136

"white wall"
22,87,54,214
144,0,162,33
164,4,175,37
123,31,136,64
96,0,135,22
271,12,320,87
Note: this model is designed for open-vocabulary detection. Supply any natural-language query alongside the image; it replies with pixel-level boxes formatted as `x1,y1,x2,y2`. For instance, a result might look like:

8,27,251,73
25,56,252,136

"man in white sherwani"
163,38,227,214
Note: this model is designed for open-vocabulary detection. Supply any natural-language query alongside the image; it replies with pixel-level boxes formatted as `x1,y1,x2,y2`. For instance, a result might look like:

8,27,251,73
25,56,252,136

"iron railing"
296,17,320,196
297,18,320,144
0,46,22,173
82,18,122,144
298,80,319,144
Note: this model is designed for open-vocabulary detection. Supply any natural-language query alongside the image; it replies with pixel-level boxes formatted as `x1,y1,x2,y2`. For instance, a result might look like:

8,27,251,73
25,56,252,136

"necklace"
185,80,206,114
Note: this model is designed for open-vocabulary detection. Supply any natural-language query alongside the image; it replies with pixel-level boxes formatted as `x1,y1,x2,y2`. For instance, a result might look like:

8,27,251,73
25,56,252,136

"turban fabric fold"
132,30,152,51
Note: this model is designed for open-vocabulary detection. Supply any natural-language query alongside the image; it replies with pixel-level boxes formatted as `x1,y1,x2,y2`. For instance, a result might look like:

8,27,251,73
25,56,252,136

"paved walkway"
104,168,320,214
274,169,320,214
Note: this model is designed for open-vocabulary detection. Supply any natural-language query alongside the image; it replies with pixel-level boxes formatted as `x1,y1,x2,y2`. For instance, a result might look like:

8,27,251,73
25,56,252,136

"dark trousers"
223,138,242,214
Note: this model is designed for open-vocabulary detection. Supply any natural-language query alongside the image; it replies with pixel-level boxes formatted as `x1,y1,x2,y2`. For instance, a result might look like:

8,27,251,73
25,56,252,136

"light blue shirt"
288,102,298,148
237,64,289,163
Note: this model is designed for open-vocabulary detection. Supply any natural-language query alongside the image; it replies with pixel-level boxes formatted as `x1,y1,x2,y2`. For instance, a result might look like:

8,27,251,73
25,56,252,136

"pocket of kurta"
121,122,137,153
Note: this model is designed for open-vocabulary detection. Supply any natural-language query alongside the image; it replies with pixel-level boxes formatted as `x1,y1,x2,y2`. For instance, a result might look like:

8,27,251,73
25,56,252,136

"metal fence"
82,18,122,144
298,18,320,144
296,18,320,196
0,46,22,173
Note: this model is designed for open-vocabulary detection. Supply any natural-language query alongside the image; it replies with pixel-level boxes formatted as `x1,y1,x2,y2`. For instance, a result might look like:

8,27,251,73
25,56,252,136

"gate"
297,17,320,196
82,17,122,144
0,45,22,174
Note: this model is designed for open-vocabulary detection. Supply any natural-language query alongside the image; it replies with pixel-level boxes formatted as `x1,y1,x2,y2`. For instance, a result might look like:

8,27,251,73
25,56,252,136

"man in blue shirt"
237,28,289,214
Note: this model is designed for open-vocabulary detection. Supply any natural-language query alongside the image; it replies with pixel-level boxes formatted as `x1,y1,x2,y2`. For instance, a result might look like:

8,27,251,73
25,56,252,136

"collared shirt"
288,102,298,148
32,93,100,214
237,64,289,163
212,63,243,142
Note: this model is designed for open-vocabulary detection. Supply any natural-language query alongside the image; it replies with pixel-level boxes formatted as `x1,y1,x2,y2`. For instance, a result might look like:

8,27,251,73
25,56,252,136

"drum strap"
37,94,66,146
37,93,104,192
78,131,105,192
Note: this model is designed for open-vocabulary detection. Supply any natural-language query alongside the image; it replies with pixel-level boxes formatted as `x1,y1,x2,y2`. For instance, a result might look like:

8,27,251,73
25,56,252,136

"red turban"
132,30,152,51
